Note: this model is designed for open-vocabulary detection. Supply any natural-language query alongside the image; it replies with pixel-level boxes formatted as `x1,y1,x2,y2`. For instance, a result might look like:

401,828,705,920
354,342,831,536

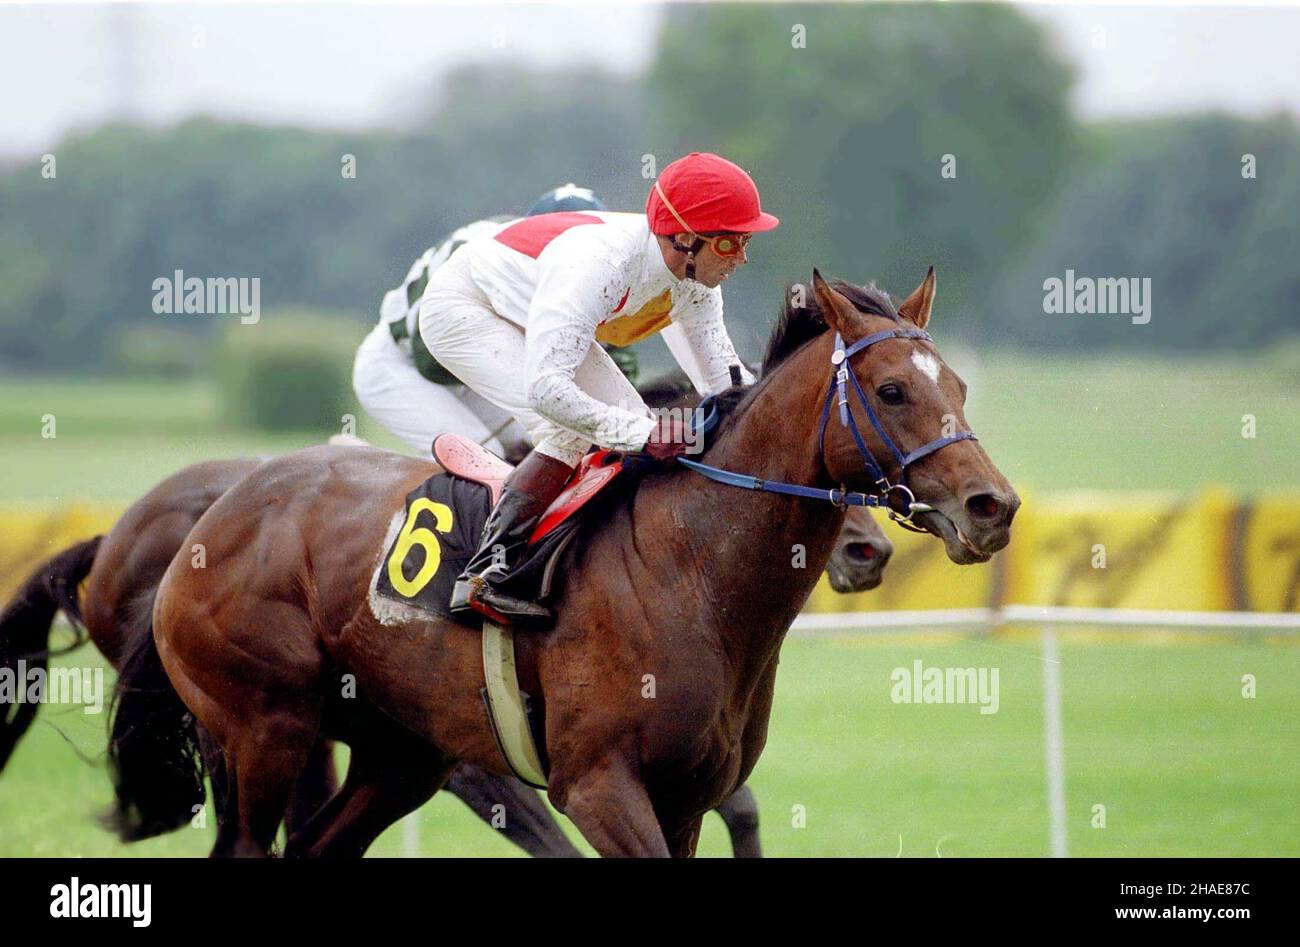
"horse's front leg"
664,816,704,859
548,755,669,858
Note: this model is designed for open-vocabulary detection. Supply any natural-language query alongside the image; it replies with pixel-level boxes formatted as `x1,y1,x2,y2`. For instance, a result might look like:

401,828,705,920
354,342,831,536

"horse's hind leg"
284,728,453,858
196,728,222,808
285,739,338,837
172,650,322,858
205,732,332,854
220,710,320,857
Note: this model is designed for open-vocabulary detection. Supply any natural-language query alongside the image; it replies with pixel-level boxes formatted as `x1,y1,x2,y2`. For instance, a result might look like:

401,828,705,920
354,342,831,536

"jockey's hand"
642,413,690,462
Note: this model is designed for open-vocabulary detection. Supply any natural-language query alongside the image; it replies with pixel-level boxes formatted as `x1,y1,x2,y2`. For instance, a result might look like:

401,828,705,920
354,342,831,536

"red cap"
645,152,779,236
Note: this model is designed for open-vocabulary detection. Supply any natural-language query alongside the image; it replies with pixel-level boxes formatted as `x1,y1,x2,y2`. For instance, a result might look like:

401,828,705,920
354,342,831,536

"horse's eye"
876,383,905,405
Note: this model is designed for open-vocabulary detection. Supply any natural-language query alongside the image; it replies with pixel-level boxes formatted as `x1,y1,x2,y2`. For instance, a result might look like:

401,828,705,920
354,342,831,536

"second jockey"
418,152,779,623
353,185,611,463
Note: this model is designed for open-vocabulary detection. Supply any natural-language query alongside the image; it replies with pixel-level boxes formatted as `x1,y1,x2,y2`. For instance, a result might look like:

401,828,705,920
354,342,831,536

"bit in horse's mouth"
915,509,990,564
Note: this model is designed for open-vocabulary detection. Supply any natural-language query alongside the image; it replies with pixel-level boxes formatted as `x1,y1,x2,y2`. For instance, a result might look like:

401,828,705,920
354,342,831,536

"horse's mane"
764,278,898,373
704,276,898,431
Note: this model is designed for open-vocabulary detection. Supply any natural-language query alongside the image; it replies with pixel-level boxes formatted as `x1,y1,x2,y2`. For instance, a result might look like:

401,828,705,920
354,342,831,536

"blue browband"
677,327,978,531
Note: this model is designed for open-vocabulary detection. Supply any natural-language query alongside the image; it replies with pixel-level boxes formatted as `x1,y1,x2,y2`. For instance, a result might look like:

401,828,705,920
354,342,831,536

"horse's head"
811,268,1018,564
826,507,893,592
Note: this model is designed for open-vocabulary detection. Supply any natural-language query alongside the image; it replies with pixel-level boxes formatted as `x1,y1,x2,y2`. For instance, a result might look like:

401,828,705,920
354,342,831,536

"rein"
677,327,977,532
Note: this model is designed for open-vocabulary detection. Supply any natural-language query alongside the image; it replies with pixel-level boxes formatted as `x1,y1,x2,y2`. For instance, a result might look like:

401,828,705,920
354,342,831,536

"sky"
1,2,1298,160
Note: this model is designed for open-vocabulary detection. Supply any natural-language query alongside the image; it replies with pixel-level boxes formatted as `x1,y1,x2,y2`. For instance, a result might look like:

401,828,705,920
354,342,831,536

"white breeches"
352,324,529,458
416,249,648,468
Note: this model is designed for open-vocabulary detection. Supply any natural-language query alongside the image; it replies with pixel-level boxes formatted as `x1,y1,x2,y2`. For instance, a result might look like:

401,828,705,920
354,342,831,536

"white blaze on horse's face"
910,350,941,386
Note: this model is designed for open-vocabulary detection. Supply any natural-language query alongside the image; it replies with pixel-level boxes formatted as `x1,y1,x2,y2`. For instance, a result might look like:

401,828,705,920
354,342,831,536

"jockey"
352,185,612,463
417,152,780,623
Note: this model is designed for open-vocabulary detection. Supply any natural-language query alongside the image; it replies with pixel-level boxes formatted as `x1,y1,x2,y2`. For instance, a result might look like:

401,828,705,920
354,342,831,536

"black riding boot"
449,450,574,623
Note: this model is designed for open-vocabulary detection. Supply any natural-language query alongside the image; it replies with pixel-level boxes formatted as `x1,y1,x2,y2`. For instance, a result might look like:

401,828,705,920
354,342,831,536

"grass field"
2,628,1296,857
0,376,405,503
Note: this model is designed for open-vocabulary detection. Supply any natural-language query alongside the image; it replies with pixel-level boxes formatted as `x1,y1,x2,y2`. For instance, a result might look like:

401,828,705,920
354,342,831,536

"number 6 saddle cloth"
370,435,628,629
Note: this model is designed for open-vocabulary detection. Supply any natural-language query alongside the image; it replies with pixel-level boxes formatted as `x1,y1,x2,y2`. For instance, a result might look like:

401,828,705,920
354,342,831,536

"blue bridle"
677,327,977,532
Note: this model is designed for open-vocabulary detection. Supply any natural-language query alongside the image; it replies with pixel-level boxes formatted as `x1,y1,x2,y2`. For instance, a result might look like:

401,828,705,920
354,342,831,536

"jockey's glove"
642,412,691,462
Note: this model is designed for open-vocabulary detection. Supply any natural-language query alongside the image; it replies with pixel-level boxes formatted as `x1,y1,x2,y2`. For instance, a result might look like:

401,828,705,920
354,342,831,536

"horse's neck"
658,336,845,682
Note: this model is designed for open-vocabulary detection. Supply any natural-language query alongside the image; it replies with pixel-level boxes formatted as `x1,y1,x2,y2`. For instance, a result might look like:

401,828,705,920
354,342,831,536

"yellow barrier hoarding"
1241,493,1300,612
0,503,122,601
807,488,1261,614
1004,488,1236,611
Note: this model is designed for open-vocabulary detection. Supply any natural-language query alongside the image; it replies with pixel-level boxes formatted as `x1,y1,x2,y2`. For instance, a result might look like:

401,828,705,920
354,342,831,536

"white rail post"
1040,625,1068,857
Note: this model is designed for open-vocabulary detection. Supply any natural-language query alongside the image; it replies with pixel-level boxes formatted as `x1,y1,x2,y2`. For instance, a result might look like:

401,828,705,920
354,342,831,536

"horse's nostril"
966,494,1002,520
845,542,877,561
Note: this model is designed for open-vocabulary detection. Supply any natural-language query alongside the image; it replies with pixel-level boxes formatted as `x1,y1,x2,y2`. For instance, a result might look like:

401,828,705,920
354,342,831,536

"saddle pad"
373,473,491,626
374,454,645,627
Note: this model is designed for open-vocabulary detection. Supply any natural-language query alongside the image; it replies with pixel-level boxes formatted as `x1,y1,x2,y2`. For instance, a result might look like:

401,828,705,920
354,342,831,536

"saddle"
433,433,625,546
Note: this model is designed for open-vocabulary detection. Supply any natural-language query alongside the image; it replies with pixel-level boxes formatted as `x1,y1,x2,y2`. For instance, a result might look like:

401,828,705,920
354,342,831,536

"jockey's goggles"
697,232,751,258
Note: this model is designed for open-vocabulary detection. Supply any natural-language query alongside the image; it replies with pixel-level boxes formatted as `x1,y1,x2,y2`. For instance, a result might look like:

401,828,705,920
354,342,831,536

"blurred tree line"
985,113,1300,351
0,2,1296,376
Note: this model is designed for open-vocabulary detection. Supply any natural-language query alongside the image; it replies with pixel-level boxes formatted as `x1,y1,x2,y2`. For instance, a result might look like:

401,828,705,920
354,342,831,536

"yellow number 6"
387,499,455,598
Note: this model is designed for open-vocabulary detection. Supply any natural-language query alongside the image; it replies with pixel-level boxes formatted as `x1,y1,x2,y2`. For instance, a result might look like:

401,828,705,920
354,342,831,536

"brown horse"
151,268,1016,857
0,449,888,855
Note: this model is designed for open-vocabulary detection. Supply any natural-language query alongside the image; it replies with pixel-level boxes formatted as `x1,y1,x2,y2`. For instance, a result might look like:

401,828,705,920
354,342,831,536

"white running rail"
792,605,1300,633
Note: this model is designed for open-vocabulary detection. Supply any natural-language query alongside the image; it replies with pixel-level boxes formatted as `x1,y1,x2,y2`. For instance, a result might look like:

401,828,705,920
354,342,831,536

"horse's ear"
897,266,936,329
811,268,862,337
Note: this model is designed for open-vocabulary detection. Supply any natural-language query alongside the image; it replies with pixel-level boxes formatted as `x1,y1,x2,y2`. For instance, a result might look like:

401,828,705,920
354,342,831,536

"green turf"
2,630,1295,857
967,351,1300,494
0,376,408,503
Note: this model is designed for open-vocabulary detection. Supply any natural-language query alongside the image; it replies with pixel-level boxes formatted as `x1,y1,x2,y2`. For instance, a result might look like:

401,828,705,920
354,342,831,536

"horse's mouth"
913,509,991,565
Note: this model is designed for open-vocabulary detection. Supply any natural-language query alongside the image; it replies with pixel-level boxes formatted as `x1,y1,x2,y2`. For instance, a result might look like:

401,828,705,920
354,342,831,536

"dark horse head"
751,268,1019,564
825,510,892,592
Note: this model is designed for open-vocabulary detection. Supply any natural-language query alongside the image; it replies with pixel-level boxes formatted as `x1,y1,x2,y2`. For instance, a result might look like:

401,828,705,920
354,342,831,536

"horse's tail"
103,586,207,842
0,535,102,773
